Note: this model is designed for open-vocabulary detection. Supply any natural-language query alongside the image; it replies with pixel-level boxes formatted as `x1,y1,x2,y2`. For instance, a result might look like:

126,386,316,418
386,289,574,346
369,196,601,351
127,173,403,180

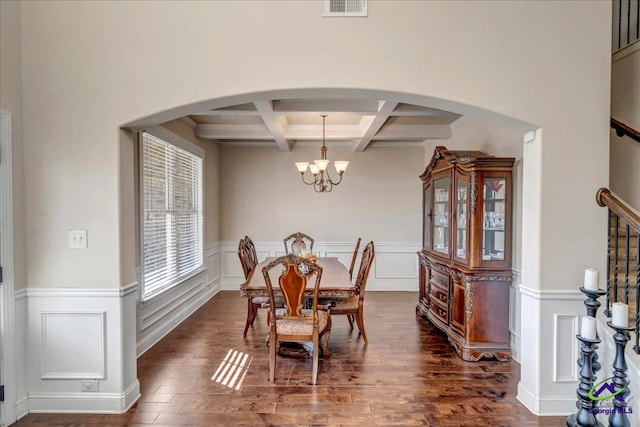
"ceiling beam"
194,124,273,140
254,101,292,152
352,101,398,152
372,124,453,140
272,99,381,115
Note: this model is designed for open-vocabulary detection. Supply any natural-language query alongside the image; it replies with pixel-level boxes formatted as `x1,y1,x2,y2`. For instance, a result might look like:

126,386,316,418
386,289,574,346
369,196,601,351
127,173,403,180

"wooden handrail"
596,188,640,231
611,117,640,143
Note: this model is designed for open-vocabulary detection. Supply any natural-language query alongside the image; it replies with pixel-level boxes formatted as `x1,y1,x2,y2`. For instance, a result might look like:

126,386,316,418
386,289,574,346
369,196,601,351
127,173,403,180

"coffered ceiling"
184,98,463,152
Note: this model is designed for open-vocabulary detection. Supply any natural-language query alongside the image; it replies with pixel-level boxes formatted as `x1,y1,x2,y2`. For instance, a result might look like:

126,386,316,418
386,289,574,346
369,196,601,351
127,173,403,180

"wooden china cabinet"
417,146,515,361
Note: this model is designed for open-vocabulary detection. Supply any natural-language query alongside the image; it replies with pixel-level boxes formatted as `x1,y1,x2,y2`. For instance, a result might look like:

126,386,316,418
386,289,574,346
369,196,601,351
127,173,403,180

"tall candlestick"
583,268,599,291
611,302,629,328
581,316,597,340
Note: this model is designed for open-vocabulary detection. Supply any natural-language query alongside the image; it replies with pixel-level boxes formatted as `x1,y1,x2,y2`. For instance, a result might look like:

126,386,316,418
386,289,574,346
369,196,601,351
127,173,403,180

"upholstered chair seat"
274,308,330,335
329,295,358,310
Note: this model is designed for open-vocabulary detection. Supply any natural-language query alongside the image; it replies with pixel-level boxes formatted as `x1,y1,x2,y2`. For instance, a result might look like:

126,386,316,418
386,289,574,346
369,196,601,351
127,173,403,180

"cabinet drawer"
430,269,449,288
430,283,449,305
429,297,449,324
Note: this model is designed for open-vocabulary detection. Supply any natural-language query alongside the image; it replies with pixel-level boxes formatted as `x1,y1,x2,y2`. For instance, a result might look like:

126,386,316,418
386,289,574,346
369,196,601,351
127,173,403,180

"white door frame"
0,109,17,426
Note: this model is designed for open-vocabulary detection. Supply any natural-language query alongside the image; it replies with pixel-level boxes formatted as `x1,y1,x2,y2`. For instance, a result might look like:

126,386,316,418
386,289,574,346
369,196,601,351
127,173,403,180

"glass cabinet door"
432,176,449,256
423,184,431,250
482,177,506,261
455,176,469,260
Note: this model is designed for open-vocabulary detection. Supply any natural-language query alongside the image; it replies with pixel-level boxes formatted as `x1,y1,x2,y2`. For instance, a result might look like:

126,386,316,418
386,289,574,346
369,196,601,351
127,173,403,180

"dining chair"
348,237,362,281
238,236,271,336
283,232,314,255
262,254,331,385
325,240,374,344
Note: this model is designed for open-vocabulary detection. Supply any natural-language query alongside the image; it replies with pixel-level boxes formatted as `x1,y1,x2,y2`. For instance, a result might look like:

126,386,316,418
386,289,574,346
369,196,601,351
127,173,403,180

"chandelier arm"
300,172,317,186
324,167,343,186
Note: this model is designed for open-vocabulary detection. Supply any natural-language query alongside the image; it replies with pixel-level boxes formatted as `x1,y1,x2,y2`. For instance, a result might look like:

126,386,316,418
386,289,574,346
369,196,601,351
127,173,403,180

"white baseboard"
16,394,29,420
27,380,140,414
517,382,576,416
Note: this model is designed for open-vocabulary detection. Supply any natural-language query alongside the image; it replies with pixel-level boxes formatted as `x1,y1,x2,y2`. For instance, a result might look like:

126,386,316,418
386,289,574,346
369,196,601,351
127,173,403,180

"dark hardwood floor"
14,291,566,426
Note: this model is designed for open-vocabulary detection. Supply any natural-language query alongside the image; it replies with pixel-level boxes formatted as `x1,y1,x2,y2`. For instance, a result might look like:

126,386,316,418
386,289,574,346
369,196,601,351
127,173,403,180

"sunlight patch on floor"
211,349,253,391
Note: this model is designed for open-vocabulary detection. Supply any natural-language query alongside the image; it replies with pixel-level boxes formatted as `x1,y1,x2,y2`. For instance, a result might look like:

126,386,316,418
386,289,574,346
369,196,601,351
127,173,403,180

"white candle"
581,316,597,340
583,268,599,291
612,302,629,328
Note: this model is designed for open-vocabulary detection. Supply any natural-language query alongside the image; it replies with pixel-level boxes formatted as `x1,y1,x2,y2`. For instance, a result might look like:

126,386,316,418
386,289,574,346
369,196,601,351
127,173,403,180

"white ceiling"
184,98,463,152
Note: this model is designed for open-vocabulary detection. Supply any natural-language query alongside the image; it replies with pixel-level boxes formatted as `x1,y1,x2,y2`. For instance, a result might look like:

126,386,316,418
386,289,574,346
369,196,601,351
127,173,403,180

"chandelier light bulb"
308,163,320,175
314,159,330,171
334,160,349,174
295,162,309,173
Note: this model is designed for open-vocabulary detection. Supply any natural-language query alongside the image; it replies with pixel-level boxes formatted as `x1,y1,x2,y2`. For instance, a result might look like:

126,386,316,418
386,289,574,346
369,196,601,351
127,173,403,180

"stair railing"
611,117,640,144
596,188,640,353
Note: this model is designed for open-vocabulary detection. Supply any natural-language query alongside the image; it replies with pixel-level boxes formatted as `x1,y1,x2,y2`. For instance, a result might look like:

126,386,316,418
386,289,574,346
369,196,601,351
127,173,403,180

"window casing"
140,129,204,300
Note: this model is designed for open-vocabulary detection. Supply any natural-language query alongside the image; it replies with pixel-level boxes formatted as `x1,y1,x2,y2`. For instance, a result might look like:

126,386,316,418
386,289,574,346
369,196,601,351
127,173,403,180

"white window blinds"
141,130,204,299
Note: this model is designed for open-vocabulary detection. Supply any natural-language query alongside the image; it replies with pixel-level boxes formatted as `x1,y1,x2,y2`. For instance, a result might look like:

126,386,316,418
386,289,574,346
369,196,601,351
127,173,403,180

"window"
140,128,204,299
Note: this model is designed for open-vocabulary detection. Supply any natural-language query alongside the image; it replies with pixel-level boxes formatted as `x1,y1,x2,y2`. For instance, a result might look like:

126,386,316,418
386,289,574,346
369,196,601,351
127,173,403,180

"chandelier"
295,115,349,193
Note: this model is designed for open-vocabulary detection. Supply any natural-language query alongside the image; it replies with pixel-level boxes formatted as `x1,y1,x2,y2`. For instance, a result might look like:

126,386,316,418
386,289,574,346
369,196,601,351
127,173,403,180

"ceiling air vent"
323,0,367,17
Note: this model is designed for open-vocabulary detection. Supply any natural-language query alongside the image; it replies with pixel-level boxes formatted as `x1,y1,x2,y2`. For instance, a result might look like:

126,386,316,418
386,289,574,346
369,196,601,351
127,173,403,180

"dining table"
240,256,356,300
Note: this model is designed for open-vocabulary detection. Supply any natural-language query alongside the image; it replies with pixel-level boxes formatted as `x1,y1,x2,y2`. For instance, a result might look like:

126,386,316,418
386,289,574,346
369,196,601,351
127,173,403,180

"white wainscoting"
13,244,221,416
40,311,106,379
219,241,421,292
136,243,220,356
25,284,140,414
509,269,522,363
517,285,584,416
14,289,28,420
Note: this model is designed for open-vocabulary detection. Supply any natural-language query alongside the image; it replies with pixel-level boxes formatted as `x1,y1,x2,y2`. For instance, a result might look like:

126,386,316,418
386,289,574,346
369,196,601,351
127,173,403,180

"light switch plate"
69,230,88,248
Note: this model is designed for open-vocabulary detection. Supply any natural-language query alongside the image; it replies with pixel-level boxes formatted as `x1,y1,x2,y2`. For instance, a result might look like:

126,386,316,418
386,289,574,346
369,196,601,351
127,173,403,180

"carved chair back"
348,237,362,281
262,254,323,323
238,236,258,280
354,241,375,301
283,232,315,255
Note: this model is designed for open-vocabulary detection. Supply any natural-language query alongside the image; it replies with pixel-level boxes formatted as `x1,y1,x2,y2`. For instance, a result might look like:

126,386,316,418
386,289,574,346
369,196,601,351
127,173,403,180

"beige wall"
610,45,640,209
15,0,610,295
0,0,26,290
220,144,423,242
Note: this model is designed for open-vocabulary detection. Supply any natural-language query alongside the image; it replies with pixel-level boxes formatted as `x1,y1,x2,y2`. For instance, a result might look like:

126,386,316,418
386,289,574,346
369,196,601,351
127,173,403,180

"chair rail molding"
219,240,421,292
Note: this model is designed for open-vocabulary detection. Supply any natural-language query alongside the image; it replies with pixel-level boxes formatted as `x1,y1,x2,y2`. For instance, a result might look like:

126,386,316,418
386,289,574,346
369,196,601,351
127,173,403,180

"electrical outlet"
81,380,99,392
69,230,88,249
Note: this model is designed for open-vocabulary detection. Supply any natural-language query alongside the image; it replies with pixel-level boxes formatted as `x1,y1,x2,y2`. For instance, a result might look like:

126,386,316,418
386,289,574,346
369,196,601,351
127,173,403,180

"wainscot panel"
25,284,139,414
136,242,220,356
517,286,585,416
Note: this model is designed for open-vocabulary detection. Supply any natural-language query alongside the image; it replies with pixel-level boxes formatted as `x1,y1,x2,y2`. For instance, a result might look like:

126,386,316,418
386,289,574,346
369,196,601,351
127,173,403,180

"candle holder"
567,335,604,427
579,287,607,375
607,321,634,427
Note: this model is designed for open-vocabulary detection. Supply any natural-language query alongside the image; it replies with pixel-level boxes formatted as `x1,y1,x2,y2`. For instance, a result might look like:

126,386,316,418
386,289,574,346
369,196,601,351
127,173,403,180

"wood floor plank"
13,291,567,426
